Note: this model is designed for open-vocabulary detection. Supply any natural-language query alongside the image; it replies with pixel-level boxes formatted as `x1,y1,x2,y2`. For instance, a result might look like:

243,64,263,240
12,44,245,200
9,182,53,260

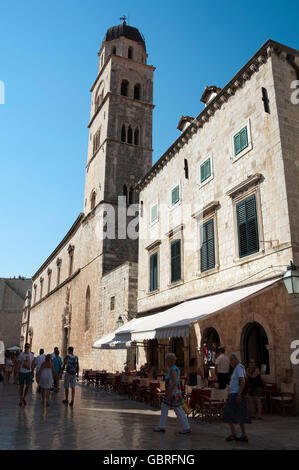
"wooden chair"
271,383,296,416
200,388,228,422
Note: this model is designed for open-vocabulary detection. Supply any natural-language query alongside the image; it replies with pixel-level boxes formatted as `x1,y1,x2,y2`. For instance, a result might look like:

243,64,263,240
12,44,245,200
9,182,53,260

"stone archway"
236,314,275,379
242,322,270,373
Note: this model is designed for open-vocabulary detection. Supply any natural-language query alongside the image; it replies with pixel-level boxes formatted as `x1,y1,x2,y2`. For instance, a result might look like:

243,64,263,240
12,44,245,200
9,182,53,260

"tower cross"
120,15,127,24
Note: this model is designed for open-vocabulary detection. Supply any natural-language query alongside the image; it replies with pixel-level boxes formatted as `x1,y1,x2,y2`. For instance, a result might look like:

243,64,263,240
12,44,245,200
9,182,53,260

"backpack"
66,355,78,375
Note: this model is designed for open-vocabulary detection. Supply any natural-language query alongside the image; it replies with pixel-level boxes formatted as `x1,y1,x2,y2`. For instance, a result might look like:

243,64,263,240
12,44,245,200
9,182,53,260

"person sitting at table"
187,358,204,387
154,353,191,434
246,359,264,419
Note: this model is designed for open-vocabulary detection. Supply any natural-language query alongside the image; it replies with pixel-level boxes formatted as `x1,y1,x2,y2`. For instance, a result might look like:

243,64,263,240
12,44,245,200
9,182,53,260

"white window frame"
231,118,253,163
198,155,214,188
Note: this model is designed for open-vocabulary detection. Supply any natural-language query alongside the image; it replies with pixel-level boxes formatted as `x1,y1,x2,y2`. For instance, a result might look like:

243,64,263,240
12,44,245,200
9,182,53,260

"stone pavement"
0,381,299,450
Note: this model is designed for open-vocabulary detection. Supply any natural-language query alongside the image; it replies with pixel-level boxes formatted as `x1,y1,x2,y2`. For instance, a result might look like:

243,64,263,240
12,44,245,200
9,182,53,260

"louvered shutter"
234,133,241,155
171,240,181,282
237,196,259,257
171,185,179,205
240,127,248,151
200,219,215,272
150,252,158,291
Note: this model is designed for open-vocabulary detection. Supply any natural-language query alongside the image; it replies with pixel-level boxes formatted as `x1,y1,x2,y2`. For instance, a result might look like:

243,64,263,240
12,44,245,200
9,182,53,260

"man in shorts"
16,343,35,406
60,346,79,407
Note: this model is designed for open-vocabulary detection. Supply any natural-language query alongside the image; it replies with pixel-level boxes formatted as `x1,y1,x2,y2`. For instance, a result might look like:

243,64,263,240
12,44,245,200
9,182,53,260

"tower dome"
104,23,146,51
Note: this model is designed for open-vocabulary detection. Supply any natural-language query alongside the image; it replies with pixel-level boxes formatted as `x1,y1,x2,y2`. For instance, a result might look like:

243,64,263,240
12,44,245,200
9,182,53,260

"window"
121,124,126,142
151,203,158,223
171,239,181,283
112,46,116,55
149,252,158,292
234,126,248,156
200,219,215,272
236,195,259,258
262,87,270,114
93,128,101,154
33,284,37,304
128,47,133,59
85,286,90,331
134,84,140,100
47,269,52,294
90,191,96,210
121,80,129,96
134,128,139,145
110,296,115,311
40,278,44,300
127,126,133,144
200,158,211,183
171,184,180,206
56,259,62,286
68,245,74,276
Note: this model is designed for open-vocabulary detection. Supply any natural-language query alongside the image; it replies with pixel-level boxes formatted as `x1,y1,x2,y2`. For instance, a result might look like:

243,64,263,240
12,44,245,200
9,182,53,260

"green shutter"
237,195,259,258
171,185,180,205
234,126,248,156
200,219,215,272
171,239,181,283
200,158,211,183
151,204,158,222
150,252,158,291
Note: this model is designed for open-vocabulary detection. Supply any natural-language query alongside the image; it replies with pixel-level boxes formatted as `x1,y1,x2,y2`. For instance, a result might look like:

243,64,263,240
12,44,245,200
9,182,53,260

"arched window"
93,128,101,154
127,126,133,144
134,84,140,100
123,185,128,204
112,46,116,55
134,128,139,146
85,286,90,331
121,124,126,142
128,47,133,59
243,322,270,373
121,80,129,96
90,191,96,210
129,186,134,204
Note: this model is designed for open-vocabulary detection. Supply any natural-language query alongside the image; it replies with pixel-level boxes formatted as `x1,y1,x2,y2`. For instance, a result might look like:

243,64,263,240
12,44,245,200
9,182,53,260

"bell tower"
84,21,155,273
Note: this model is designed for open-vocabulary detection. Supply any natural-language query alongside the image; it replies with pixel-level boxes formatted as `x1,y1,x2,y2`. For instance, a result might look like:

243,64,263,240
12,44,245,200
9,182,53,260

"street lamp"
283,261,299,294
116,315,124,328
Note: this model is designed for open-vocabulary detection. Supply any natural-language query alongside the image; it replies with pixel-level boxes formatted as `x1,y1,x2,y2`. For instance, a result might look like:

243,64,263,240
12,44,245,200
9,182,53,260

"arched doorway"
243,322,270,373
171,337,184,368
203,327,220,366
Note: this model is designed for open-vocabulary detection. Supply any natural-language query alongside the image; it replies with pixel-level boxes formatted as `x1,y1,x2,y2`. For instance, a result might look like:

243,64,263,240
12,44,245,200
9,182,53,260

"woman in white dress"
37,354,58,406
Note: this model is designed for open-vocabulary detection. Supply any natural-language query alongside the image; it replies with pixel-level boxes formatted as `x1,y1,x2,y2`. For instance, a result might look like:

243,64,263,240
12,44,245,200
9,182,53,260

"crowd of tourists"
1,343,79,408
1,341,266,442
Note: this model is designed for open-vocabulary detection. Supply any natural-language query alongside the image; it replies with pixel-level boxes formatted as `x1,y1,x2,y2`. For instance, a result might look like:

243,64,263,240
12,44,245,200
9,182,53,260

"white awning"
93,278,280,349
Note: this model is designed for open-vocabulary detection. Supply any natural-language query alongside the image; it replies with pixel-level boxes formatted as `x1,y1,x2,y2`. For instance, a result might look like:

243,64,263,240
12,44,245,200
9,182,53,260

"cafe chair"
271,382,296,416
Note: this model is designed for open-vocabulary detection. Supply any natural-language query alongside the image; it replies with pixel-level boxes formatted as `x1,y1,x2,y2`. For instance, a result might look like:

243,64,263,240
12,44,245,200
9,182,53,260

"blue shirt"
52,356,62,374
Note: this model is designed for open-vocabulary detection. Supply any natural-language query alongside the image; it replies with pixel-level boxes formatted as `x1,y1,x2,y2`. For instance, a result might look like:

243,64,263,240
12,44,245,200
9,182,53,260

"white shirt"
19,352,34,374
215,354,230,373
229,363,246,394
35,354,46,373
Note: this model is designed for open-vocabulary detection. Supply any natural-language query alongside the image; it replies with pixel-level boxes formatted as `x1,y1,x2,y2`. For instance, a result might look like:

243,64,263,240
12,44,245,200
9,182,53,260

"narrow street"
1,381,299,450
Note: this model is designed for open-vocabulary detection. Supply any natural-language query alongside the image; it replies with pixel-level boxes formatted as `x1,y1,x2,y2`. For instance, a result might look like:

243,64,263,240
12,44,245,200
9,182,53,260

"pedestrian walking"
4,352,14,384
60,346,79,407
154,353,191,434
52,349,62,391
16,343,35,407
35,349,46,392
38,354,58,406
215,347,230,389
222,353,251,442
247,359,264,419
51,347,59,359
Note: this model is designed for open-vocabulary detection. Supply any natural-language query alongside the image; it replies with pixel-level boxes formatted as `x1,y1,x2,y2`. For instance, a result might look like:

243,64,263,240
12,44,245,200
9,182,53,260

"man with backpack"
60,346,79,407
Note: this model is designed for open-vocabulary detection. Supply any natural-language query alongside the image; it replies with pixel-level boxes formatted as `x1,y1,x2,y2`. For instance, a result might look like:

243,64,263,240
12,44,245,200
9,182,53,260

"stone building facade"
133,39,299,407
0,278,32,348
26,22,154,370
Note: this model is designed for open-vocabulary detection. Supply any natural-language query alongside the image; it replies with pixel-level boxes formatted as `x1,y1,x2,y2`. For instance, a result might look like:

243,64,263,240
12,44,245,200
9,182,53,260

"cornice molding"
226,173,263,199
192,201,220,219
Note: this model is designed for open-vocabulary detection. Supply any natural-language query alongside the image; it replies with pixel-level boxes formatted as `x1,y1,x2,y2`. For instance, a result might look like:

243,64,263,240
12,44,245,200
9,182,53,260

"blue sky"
0,0,298,278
